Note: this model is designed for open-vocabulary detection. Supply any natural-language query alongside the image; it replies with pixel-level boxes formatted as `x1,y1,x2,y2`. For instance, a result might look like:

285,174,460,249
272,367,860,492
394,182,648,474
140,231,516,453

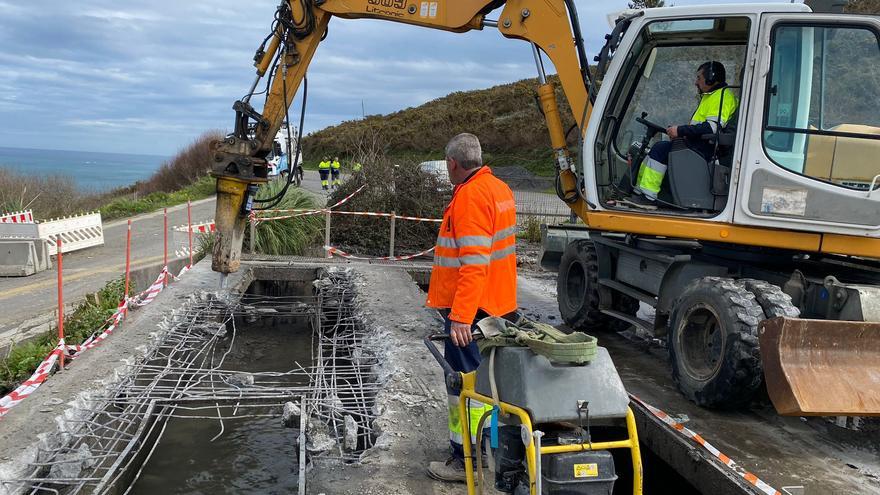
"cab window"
763,24,880,190
593,16,751,214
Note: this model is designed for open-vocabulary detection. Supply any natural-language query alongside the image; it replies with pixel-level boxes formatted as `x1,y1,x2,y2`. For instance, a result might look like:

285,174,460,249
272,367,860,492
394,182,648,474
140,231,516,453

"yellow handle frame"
458,371,643,495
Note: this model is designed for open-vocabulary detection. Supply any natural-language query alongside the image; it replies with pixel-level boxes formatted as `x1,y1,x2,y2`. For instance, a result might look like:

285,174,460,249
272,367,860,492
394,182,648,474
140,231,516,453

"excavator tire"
557,240,638,332
740,279,801,319
669,277,764,408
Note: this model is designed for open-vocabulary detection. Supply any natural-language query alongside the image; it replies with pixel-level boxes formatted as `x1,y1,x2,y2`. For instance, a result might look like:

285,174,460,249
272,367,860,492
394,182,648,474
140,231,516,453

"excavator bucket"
759,317,880,416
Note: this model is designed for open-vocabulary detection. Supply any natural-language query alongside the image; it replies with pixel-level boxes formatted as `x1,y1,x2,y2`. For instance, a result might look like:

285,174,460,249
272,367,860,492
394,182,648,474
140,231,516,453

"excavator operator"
628,61,738,207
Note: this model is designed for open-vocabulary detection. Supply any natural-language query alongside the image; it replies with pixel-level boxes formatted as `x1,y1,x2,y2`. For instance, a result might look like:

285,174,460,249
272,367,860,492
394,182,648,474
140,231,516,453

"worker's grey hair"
445,133,483,170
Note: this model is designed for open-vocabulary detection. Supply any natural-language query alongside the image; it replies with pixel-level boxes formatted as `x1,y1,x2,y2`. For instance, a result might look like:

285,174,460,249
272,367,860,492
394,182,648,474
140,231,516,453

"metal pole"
56,237,64,371
124,220,132,312
324,209,332,258
187,200,193,267
163,208,168,286
298,395,308,495
389,211,396,258
533,430,544,494
249,218,256,254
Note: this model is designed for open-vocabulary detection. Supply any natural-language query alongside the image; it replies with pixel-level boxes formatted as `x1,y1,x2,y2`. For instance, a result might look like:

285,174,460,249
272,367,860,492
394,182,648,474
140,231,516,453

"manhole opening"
17,268,379,495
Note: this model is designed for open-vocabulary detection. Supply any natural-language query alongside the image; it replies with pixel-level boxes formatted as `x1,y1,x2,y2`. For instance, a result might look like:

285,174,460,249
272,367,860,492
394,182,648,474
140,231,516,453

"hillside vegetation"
302,76,577,176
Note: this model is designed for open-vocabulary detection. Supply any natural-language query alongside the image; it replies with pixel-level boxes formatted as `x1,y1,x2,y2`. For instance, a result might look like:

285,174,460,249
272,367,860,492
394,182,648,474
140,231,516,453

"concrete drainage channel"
5,267,380,494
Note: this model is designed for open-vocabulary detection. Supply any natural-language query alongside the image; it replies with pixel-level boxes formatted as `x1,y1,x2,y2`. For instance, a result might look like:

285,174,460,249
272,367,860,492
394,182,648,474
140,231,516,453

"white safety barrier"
39,212,105,256
0,210,34,223
172,221,215,258
0,212,104,256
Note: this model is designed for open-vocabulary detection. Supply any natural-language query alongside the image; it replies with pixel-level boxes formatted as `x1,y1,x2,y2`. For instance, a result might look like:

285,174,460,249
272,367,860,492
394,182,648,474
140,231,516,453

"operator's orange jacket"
426,166,517,324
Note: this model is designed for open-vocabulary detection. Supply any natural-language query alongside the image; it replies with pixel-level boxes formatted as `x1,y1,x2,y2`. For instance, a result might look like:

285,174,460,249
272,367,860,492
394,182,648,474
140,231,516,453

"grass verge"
99,175,215,221
0,277,130,395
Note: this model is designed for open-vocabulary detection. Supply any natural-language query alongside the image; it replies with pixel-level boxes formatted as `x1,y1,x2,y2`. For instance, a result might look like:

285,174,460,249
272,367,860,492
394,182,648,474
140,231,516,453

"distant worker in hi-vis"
331,156,341,189
318,156,331,191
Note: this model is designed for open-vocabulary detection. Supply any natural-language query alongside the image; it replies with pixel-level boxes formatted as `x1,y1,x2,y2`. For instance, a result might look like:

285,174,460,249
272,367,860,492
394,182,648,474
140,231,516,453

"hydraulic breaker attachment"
210,137,268,274
759,317,880,416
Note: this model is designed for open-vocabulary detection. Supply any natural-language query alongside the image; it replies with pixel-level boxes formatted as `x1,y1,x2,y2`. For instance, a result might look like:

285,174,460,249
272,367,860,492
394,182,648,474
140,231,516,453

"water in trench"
129,281,315,495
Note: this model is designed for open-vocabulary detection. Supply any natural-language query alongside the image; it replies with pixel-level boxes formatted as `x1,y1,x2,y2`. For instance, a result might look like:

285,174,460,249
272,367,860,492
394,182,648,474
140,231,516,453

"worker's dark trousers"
443,315,486,461
644,138,713,170
319,169,329,189
648,140,673,163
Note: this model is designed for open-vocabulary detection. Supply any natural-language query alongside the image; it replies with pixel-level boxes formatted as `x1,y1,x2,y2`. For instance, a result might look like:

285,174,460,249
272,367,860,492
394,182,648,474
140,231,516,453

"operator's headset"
703,60,724,87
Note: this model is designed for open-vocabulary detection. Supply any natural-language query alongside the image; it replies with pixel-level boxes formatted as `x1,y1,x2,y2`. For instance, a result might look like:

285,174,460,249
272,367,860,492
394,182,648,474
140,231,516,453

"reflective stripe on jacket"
318,160,331,169
426,166,517,324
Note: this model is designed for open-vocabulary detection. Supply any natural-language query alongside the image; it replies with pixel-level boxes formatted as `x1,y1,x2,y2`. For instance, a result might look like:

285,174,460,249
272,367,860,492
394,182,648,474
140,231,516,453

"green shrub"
521,216,542,243
248,178,323,255
324,155,450,256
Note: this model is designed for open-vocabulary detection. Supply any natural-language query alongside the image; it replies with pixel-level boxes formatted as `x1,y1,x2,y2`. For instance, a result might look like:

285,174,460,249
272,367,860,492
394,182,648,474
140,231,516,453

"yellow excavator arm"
210,0,591,273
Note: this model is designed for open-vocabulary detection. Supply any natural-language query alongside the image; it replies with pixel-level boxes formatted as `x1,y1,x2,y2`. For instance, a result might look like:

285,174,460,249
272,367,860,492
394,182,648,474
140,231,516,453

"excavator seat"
665,133,733,211
663,106,738,211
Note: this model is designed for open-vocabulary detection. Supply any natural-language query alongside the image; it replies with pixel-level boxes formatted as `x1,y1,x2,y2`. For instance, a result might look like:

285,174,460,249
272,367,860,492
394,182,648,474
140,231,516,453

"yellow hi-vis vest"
691,86,739,132
318,160,331,170
331,160,341,170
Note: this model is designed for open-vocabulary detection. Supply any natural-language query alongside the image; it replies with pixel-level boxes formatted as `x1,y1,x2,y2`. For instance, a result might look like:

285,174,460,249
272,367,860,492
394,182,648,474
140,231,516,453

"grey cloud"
0,0,727,155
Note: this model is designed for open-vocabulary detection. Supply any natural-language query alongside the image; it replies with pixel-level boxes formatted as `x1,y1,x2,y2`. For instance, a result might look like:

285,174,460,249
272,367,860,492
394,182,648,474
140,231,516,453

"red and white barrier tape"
252,209,324,223
172,221,215,233
252,184,370,223
0,264,191,419
0,346,62,417
631,396,781,495
325,245,435,261
66,300,128,356
130,268,170,307
0,210,34,223
328,210,442,222
330,183,367,209
255,209,441,224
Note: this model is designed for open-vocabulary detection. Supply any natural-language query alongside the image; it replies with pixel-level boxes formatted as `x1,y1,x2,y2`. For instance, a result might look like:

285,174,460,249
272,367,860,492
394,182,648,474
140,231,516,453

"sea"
0,146,170,193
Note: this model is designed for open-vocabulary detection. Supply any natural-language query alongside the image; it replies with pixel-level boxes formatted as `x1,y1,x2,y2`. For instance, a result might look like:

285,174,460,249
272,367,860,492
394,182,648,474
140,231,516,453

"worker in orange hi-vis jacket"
425,132,518,483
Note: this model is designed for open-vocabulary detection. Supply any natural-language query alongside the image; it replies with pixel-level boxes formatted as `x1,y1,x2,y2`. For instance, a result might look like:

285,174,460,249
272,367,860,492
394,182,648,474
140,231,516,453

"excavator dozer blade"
759,317,880,416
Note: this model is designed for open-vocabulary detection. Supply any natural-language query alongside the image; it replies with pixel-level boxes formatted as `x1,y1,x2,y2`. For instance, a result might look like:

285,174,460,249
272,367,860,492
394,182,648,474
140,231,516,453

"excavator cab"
565,7,880,415
593,16,751,215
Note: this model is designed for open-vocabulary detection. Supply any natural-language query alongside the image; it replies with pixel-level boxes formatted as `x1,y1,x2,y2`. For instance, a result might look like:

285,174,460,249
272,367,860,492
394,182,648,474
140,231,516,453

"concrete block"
0,239,51,277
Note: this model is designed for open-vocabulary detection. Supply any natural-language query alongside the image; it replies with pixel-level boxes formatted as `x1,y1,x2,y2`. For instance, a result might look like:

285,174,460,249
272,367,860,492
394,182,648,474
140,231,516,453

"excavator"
209,0,879,437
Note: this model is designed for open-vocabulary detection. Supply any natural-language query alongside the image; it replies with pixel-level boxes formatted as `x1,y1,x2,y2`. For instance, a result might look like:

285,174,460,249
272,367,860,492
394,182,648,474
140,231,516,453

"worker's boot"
427,452,488,483
427,456,468,483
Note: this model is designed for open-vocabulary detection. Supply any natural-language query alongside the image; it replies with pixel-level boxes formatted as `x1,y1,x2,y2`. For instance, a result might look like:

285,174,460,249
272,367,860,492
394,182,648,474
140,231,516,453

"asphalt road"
0,172,328,345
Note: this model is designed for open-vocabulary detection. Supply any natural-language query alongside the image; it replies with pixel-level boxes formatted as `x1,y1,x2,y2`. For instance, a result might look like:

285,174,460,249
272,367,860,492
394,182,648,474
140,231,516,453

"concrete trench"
0,259,458,495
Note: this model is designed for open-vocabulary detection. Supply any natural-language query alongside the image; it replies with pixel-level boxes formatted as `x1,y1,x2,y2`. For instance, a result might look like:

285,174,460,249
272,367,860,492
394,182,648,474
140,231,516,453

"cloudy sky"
0,0,778,156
